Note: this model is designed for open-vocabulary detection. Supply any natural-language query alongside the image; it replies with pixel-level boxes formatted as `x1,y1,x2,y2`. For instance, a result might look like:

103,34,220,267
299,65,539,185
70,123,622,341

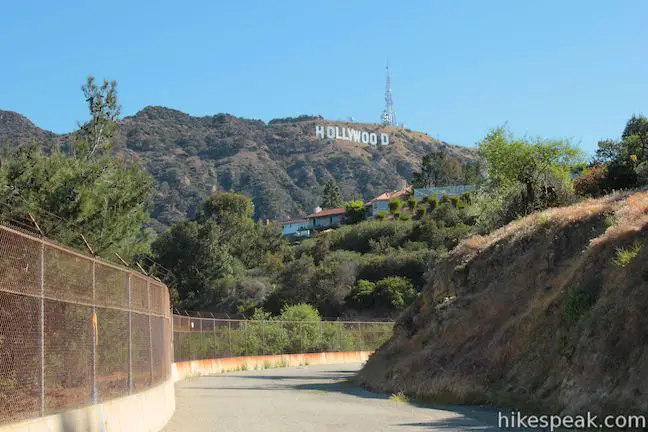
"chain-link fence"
0,224,171,426
172,315,394,362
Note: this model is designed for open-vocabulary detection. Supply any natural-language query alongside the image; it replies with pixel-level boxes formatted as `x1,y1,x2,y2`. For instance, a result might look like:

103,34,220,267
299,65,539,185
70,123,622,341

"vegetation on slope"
357,190,648,417
0,105,479,231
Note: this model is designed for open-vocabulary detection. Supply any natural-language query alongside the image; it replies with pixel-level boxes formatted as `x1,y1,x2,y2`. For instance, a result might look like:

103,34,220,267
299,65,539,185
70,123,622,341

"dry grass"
359,189,648,418
459,191,638,257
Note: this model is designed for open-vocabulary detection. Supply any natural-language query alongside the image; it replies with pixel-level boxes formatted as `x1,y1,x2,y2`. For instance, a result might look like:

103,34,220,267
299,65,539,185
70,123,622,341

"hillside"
0,107,477,230
357,190,648,416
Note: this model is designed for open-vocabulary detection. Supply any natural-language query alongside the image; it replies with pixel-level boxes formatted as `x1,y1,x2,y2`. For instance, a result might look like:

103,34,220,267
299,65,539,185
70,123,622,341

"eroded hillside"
357,190,648,416
0,107,477,229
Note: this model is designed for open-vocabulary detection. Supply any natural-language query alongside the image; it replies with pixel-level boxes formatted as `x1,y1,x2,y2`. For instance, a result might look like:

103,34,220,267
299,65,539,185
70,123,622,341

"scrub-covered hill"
358,190,648,416
0,107,478,230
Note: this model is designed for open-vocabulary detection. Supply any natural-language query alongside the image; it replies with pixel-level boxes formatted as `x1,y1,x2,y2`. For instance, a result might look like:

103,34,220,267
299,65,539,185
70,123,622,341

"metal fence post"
357,323,363,352
147,281,153,384
228,320,232,357
199,318,203,359
261,320,265,355
319,321,323,351
244,321,248,356
188,317,193,361
128,274,132,394
39,241,45,416
212,317,216,359
299,322,303,354
91,261,97,404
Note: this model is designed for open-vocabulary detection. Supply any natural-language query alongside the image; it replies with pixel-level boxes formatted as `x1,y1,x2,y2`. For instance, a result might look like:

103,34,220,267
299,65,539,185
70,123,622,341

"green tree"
0,77,153,261
344,200,366,224
412,152,463,188
73,76,121,158
321,179,343,208
151,220,235,310
279,304,322,353
593,115,648,190
477,127,582,227
197,192,256,266
375,276,416,311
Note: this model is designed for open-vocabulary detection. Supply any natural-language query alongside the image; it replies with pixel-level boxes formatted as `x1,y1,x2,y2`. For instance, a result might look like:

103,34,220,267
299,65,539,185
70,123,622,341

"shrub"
388,199,402,214
563,283,601,326
415,207,427,219
375,212,387,221
393,210,401,219
344,200,366,225
636,161,648,186
328,220,413,253
407,197,418,210
449,195,460,208
461,192,472,205
357,250,435,290
279,304,322,353
375,276,417,311
349,279,376,309
431,202,461,228
427,197,439,211
399,213,411,221
573,165,607,197
614,242,642,268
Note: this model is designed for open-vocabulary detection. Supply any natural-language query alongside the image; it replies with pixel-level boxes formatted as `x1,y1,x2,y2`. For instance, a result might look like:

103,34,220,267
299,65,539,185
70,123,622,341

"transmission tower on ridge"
381,60,395,126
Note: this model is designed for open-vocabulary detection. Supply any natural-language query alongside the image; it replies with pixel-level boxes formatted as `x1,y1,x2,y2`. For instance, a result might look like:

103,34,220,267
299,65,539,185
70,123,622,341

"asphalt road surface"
162,363,502,431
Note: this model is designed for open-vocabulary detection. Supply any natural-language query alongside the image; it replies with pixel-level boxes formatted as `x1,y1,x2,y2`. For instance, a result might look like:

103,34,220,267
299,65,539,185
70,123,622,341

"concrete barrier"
172,351,373,382
0,351,371,431
0,379,175,432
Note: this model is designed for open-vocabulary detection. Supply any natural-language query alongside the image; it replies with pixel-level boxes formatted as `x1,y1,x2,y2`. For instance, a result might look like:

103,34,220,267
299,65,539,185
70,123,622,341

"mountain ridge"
0,106,478,230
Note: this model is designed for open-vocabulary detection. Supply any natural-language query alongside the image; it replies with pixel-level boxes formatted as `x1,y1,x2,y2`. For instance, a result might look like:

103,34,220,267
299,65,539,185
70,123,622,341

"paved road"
162,363,502,432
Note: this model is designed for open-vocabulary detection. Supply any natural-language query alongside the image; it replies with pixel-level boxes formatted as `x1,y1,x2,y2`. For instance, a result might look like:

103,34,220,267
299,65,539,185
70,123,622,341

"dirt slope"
358,191,648,416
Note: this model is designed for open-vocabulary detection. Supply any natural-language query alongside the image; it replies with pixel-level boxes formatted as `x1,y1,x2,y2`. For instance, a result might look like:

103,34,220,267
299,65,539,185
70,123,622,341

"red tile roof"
365,186,412,205
305,207,345,218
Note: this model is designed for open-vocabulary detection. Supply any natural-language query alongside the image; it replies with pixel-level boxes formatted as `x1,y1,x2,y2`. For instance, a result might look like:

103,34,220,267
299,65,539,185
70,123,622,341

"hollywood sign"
315,125,390,146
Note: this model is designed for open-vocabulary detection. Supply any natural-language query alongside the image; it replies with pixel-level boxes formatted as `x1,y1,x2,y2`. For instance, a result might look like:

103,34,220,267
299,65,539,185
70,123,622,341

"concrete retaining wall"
172,351,373,382
0,351,371,431
0,379,175,432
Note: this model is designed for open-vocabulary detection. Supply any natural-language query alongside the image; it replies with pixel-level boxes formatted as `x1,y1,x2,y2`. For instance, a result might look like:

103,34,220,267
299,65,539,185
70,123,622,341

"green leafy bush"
279,304,322,353
344,200,366,225
329,220,413,253
375,276,417,311
614,242,642,268
427,197,439,211
388,199,402,214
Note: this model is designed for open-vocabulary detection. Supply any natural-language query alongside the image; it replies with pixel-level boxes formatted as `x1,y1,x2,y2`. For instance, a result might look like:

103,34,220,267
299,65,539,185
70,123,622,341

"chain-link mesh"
172,315,394,362
0,225,171,426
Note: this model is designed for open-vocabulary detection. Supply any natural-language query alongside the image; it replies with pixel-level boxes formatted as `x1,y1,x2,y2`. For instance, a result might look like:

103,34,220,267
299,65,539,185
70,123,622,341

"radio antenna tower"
381,59,395,126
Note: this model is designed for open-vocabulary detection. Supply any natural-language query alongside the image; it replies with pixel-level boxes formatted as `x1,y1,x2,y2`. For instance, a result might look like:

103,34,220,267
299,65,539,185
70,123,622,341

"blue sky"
1,1,647,156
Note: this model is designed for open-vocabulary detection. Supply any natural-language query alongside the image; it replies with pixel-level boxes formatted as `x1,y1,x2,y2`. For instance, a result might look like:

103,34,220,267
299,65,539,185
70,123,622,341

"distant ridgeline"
268,115,324,125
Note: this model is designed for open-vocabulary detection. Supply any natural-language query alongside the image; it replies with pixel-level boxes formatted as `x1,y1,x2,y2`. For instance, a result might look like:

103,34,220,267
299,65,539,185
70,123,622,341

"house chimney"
314,206,322,214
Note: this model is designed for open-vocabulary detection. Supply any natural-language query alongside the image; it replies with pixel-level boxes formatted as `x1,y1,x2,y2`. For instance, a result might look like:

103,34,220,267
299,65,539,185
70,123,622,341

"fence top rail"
172,315,394,325
0,223,166,289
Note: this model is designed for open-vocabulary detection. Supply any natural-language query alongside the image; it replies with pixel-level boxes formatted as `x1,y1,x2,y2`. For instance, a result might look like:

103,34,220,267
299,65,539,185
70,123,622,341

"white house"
305,207,345,229
280,218,311,239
